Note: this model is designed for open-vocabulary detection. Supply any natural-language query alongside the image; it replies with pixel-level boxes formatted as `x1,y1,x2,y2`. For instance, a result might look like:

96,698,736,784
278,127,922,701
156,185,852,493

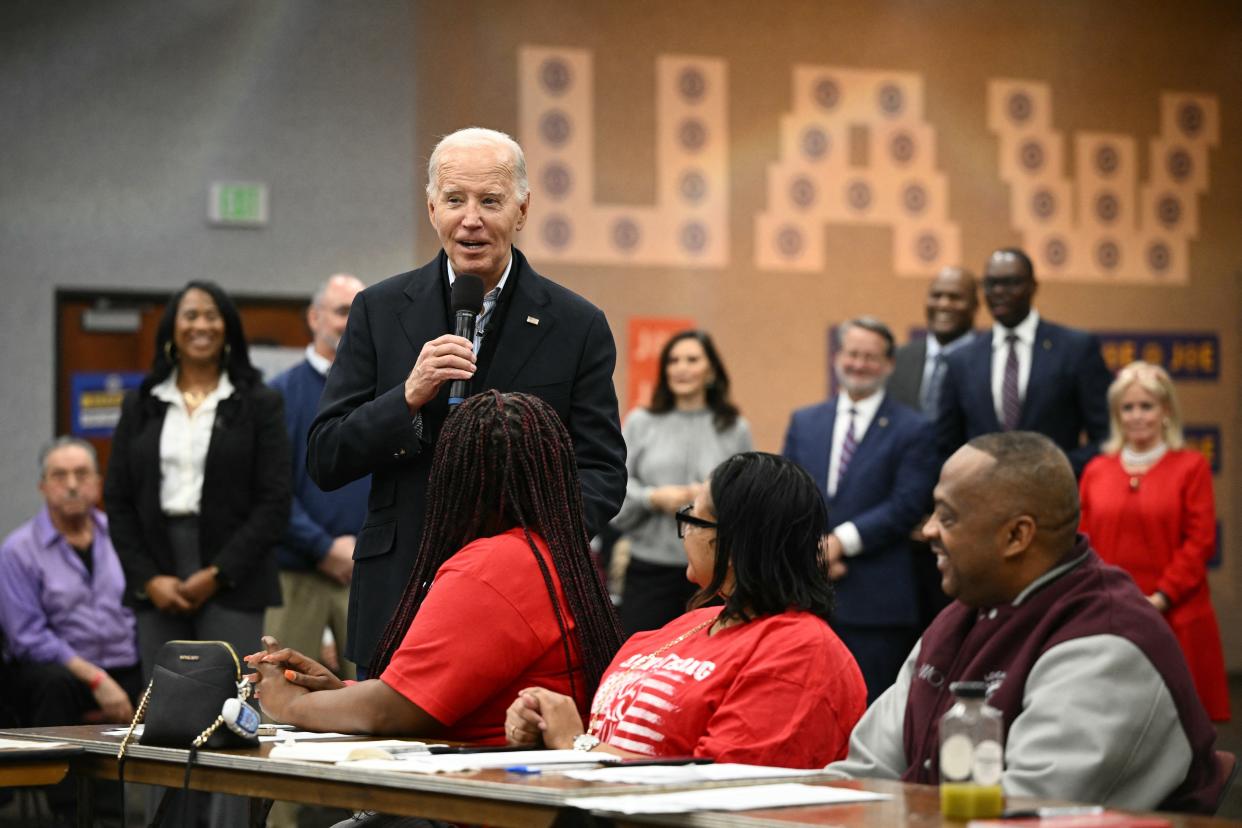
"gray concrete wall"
0,1,419,531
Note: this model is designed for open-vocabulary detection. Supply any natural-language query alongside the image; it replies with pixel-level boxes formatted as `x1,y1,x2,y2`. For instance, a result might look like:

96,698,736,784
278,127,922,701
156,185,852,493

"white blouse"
150,370,235,515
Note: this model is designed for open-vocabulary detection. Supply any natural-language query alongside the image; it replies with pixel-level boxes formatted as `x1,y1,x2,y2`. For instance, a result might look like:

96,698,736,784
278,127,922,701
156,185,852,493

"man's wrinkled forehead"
433,146,519,193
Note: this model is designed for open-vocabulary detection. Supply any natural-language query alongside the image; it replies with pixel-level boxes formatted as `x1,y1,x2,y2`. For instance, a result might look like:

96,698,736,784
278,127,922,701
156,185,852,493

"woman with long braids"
249,391,624,744
507,452,868,768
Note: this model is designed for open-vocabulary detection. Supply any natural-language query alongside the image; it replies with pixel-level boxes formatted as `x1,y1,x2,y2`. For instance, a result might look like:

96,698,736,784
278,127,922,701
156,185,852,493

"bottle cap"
949,681,988,698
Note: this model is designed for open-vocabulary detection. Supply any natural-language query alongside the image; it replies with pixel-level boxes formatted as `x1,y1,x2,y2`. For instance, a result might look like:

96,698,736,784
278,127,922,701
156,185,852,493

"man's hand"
317,536,355,585
821,533,848,580
403,334,476,413
245,635,346,693
508,687,585,750
649,483,704,514
178,567,219,610
145,575,193,614
1147,592,1170,613
92,674,135,723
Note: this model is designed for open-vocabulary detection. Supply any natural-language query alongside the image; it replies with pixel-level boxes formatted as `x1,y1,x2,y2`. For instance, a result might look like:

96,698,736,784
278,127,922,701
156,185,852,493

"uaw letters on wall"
989,81,1219,284
517,46,1220,283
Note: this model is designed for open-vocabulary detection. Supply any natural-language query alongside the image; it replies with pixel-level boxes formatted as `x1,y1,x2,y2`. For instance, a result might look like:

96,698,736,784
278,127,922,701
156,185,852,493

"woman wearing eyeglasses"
507,452,867,768
611,330,752,635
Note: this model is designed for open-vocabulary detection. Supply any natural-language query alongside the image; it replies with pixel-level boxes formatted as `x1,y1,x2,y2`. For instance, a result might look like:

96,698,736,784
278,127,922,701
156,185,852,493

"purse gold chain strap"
116,682,152,761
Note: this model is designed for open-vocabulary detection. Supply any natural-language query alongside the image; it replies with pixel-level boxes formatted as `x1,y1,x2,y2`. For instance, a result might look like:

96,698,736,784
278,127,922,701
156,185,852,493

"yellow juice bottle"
939,681,1005,819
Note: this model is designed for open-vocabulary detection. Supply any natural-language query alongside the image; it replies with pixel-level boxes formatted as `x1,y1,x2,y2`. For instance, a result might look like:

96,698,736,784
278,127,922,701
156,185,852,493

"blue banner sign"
1095,331,1219,380
71,371,144,438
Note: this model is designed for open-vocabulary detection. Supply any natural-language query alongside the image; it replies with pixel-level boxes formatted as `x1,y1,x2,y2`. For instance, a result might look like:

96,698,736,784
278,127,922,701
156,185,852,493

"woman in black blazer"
105,280,289,824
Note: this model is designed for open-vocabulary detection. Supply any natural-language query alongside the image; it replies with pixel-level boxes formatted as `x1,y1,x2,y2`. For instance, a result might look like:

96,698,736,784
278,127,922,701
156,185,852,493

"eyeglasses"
981,275,1030,292
675,504,717,538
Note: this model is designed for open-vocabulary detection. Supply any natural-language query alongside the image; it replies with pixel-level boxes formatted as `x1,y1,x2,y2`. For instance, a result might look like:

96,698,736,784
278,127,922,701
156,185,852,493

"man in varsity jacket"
826,431,1225,815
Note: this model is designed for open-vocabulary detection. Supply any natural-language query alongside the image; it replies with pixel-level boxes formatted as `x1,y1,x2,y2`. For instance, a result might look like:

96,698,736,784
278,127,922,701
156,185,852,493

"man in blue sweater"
266,274,368,680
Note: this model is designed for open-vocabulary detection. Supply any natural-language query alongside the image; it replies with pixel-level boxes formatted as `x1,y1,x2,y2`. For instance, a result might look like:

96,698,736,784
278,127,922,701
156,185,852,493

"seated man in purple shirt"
0,437,141,817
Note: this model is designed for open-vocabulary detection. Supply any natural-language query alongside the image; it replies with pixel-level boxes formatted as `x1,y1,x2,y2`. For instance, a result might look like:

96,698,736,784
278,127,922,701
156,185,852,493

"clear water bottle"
939,680,1004,819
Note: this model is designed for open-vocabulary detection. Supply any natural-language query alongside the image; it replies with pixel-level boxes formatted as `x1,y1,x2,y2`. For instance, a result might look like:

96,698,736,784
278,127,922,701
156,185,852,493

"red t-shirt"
380,528,585,743
588,607,866,768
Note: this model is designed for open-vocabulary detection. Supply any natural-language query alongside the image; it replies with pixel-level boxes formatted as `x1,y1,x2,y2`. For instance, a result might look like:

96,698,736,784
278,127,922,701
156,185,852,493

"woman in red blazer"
1079,361,1229,721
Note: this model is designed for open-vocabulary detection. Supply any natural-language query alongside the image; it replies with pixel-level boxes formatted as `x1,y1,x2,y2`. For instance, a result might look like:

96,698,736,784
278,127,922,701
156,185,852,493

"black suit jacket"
888,338,928,411
936,318,1111,475
104,383,291,611
781,394,937,630
307,247,627,666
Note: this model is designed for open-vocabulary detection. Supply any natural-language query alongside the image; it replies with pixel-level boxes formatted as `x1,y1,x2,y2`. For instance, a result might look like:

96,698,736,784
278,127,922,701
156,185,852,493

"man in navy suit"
936,248,1111,477
307,127,626,674
783,318,939,702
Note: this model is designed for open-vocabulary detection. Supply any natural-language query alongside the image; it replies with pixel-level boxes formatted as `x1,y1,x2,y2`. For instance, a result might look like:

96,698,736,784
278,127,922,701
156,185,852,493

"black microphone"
448,274,485,406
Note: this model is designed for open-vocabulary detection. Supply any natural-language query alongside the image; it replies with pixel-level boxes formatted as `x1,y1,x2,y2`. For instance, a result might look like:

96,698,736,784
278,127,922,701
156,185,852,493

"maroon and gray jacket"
829,536,1224,814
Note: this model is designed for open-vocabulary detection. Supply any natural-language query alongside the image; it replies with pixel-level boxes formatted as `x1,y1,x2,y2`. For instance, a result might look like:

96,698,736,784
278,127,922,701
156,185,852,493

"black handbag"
117,640,258,827
129,639,257,750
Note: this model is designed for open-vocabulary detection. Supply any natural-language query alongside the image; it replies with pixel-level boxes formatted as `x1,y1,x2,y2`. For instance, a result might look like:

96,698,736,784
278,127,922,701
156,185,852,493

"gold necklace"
181,388,209,408
648,615,717,659
586,614,718,735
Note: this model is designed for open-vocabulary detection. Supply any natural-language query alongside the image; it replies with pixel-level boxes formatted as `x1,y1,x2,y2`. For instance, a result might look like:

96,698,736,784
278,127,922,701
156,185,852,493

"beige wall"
411,1,1242,666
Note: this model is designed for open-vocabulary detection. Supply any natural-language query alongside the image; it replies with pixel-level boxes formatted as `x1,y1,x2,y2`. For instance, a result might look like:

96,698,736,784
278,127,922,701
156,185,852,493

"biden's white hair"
426,127,529,201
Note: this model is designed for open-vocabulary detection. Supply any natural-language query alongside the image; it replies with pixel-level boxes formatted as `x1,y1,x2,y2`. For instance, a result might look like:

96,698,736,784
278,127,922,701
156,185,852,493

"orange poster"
626,317,696,414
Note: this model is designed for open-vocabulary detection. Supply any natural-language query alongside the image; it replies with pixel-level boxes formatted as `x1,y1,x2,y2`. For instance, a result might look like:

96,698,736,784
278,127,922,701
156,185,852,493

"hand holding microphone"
447,275,485,405
401,274,485,413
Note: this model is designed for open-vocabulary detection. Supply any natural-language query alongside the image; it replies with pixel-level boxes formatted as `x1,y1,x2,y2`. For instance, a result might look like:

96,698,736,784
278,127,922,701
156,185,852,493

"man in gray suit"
889,266,979,414
888,266,978,631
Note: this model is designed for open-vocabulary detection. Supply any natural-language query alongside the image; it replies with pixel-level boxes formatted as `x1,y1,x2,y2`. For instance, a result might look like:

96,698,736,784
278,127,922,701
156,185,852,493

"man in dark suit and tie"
782,318,939,702
307,127,627,675
889,266,979,414
936,247,1111,477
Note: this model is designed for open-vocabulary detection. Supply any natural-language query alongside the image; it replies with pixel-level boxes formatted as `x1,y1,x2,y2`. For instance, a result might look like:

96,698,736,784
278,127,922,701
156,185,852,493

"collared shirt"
828,389,886,557
0,507,137,668
151,369,236,515
921,332,975,404
304,343,331,377
990,309,1040,425
448,255,512,352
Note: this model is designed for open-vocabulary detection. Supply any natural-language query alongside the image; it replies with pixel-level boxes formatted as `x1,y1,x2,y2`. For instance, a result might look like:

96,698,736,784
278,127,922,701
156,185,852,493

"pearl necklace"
1121,442,1167,467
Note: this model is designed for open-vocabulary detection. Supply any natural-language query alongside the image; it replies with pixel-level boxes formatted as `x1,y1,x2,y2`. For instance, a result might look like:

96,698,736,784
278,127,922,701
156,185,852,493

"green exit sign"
208,181,269,227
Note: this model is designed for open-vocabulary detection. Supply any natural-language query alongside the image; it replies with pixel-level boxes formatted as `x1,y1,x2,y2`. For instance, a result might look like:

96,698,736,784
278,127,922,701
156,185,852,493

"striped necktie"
1002,334,1021,430
838,407,859,482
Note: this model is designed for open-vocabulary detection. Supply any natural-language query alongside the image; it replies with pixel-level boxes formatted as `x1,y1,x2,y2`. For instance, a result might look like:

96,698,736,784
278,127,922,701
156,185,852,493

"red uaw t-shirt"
589,607,866,768
380,528,585,743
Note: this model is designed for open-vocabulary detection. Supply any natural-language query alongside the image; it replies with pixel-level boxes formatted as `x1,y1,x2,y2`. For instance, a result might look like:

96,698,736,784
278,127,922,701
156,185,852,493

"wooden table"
1,725,836,827
4,726,1239,828
606,779,1242,827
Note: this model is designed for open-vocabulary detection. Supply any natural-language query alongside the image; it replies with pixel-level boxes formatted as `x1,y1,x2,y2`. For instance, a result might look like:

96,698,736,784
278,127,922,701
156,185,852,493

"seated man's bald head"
967,431,1080,550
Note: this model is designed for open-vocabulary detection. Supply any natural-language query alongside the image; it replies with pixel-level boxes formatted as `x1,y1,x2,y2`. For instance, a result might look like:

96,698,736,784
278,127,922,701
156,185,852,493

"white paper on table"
562,763,827,785
0,738,72,751
102,726,143,737
259,730,386,743
344,749,622,774
268,739,432,762
566,782,890,815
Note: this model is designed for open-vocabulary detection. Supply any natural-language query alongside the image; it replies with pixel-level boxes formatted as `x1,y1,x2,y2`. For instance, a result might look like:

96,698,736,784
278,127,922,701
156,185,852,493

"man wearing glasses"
0,437,141,820
934,248,1111,477
782,318,939,703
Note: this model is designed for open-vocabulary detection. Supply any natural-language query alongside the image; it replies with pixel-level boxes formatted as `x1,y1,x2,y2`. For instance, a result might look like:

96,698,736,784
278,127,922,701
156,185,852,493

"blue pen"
505,762,607,774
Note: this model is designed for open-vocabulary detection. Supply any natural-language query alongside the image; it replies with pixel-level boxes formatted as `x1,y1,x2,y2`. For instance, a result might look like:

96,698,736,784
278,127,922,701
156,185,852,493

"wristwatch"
572,733,601,752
